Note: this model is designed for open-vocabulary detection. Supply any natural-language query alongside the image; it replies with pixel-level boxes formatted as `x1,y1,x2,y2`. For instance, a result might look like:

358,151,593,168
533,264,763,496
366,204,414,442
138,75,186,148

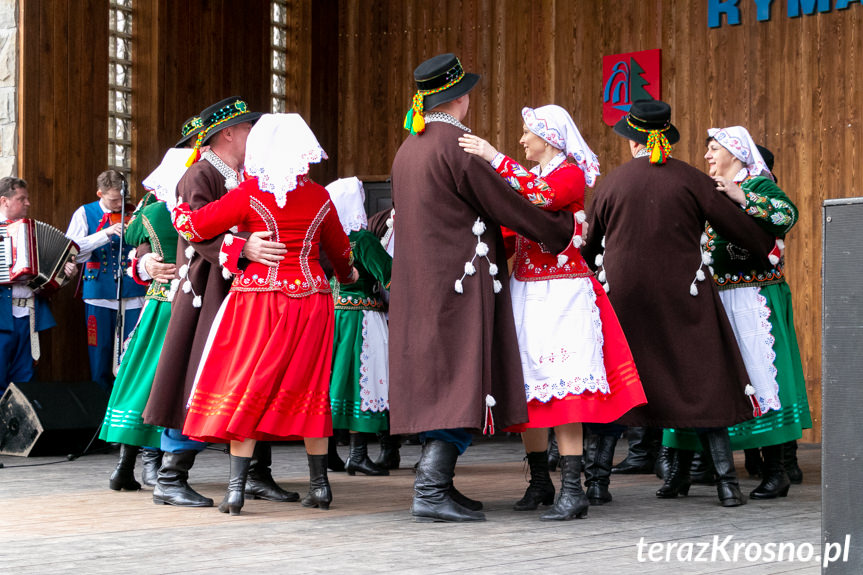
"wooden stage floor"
0,437,822,574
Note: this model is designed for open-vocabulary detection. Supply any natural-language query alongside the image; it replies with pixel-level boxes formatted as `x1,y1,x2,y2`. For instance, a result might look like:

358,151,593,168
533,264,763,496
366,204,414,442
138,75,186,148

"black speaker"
362,178,392,216
0,381,108,457
822,198,863,574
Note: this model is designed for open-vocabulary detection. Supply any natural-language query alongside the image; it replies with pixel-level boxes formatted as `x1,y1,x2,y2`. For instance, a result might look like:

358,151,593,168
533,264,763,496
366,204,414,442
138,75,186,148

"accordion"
0,218,80,294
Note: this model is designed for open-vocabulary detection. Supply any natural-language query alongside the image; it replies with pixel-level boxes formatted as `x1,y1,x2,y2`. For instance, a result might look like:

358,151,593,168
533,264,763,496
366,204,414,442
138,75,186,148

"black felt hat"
175,115,205,148
613,99,680,146
413,53,480,111
199,97,262,145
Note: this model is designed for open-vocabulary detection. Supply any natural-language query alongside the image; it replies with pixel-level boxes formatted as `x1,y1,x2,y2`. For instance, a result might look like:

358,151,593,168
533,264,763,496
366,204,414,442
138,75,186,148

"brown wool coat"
581,157,775,429
388,121,575,435
142,161,247,429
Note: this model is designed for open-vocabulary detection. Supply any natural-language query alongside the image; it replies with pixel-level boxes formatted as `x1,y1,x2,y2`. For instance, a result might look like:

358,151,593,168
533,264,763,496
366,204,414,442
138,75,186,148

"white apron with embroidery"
358,309,389,412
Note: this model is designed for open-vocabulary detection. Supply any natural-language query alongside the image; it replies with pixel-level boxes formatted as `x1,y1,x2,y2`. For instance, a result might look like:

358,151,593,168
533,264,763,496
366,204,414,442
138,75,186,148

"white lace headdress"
522,105,601,187
244,113,328,207
707,126,772,183
325,177,368,235
142,148,190,211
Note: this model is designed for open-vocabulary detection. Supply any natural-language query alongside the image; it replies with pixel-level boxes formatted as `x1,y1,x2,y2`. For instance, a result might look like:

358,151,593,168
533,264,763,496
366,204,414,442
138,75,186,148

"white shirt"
65,200,144,310
1,207,34,318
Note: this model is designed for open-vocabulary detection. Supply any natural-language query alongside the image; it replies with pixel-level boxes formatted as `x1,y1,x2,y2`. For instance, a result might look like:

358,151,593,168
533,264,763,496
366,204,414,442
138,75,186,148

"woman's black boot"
218,455,252,516
327,435,346,472
584,433,617,505
744,448,763,478
547,429,560,472
109,444,142,491
750,444,791,499
302,454,332,509
783,440,803,484
514,451,555,511
246,442,300,502
140,448,162,488
345,433,389,476
655,445,672,480
540,455,589,520
374,431,402,470
700,430,745,507
656,448,693,498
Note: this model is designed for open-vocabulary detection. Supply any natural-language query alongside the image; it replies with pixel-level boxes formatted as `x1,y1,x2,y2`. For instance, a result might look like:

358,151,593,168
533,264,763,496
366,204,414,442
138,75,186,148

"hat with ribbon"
403,53,479,135
175,115,205,148
186,96,262,166
613,99,680,165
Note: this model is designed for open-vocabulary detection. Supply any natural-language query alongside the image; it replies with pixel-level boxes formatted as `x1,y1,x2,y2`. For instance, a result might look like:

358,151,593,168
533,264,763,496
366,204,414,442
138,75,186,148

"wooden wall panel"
322,1,863,441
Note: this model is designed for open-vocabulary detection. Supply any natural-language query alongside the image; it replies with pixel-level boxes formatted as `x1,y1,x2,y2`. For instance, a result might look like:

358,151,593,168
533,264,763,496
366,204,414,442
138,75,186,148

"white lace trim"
425,112,471,133
358,310,389,412
202,150,242,191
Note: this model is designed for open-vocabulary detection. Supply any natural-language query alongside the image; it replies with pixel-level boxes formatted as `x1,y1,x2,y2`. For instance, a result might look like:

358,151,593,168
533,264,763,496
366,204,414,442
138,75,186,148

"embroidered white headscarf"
142,148,190,212
326,177,368,236
707,126,773,183
244,113,328,208
521,105,601,187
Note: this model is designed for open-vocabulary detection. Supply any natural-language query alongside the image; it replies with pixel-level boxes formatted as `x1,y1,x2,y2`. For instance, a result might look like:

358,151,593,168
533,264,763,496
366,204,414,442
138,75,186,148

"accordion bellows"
0,218,80,294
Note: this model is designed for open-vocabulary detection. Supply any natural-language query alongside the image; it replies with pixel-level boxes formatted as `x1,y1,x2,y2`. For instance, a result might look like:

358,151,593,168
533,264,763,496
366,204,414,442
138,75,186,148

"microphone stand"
112,179,128,376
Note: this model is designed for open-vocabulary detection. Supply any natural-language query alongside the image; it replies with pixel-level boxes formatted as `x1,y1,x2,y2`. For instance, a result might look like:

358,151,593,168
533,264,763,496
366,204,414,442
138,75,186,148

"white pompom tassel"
572,235,583,248
454,279,464,294
464,262,476,276
185,246,195,260
700,233,709,246
182,280,192,294
475,242,489,257
601,236,606,248
575,210,586,224
689,283,699,296
224,234,234,246
598,270,606,283
695,269,705,281
595,254,604,267
557,254,569,267
493,279,502,293
472,218,487,236
701,252,713,265
744,384,755,396
219,251,228,266
178,264,189,279
603,282,610,293
192,295,202,308
222,267,233,280
128,249,136,260
768,254,779,266
488,263,499,276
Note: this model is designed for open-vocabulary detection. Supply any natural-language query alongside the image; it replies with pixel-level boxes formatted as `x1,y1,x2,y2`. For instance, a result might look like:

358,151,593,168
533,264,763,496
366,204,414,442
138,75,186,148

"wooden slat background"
18,0,861,441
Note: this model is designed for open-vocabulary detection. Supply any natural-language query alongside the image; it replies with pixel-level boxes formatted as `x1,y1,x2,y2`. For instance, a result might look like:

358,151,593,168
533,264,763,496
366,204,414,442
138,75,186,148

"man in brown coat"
581,99,775,507
389,54,576,522
142,98,294,507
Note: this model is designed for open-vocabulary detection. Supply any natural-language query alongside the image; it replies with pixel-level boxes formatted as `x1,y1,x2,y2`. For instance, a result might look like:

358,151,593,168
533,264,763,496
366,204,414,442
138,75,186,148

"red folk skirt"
507,277,646,432
182,290,335,443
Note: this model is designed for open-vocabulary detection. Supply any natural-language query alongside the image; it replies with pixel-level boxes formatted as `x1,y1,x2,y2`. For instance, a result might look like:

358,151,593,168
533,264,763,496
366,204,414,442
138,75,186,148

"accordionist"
1,177,75,394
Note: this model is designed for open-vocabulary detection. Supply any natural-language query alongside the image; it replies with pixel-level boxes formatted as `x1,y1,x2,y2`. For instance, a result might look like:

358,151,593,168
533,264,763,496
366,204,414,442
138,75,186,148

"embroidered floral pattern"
358,312,389,413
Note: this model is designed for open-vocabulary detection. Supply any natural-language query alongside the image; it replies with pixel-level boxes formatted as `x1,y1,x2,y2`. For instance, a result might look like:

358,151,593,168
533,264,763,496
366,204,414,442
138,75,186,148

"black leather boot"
514,451,555,511
449,485,483,511
655,445,672,480
301,453,332,509
327,435,346,472
584,433,617,505
346,433,389,476
219,455,252,516
540,455,589,520
547,429,560,472
744,448,763,478
246,442,300,502
140,448,162,488
374,431,402,470
700,430,745,507
411,439,486,522
109,444,142,491
152,450,214,507
612,427,660,474
783,441,803,484
656,448,694,498
690,450,717,485
750,444,791,499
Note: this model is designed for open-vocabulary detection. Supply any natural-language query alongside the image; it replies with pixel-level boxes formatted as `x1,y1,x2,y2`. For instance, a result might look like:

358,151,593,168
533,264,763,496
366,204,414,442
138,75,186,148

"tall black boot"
374,431,402,470
744,448,763,478
700,429,745,507
655,445,672,480
750,444,791,499
612,427,660,474
327,435,346,472
656,448,694,498
690,450,717,485
411,439,486,522
218,455,252,516
584,433,617,505
152,450,214,507
109,444,142,491
346,433,389,476
547,429,560,472
540,455,589,521
783,440,803,484
513,451,555,511
301,453,332,509
140,448,162,488
246,442,300,502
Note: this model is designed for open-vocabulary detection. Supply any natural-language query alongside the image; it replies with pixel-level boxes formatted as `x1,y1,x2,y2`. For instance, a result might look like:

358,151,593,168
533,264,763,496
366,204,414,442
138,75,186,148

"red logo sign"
602,49,661,126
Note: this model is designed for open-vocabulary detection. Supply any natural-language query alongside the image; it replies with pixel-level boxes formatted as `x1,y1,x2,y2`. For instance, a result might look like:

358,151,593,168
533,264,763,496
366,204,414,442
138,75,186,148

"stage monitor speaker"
362,178,392,217
0,381,108,457
822,198,863,574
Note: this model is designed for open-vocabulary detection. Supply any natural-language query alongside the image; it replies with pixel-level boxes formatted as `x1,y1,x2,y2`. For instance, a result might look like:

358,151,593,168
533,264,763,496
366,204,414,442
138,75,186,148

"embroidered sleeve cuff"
130,253,152,286
491,153,506,170
171,202,205,242
220,234,246,275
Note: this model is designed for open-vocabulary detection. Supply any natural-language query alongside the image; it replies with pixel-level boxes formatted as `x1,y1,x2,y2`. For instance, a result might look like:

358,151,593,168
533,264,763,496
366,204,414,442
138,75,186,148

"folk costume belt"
12,296,40,361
